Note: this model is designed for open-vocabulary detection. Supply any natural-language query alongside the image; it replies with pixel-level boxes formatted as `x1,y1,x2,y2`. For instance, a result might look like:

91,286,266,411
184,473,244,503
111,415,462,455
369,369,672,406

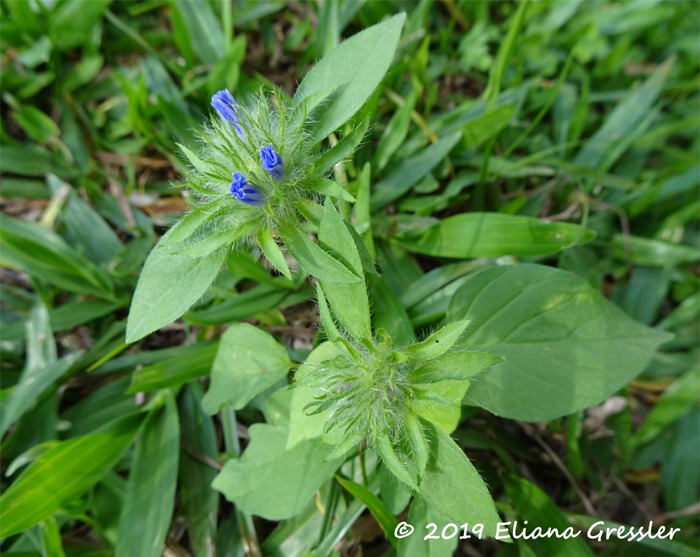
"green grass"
1,1,698,556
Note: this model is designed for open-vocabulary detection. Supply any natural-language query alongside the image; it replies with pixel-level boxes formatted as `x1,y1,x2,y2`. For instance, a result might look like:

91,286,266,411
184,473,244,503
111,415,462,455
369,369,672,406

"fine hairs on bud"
168,87,355,258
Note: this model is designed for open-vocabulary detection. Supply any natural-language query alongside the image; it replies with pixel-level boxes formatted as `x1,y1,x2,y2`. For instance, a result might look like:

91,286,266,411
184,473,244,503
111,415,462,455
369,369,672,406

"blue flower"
230,172,265,206
260,144,285,180
211,90,244,136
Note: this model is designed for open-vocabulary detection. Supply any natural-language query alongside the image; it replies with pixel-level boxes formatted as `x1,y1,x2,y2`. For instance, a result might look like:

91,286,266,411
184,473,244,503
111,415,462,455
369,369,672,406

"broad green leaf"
128,341,218,393
447,264,673,421
294,14,406,141
178,384,218,557
116,393,179,557
0,413,144,537
212,424,341,520
335,475,399,547
257,227,292,280
395,213,595,258
402,320,471,362
126,242,225,342
202,323,292,414
504,475,595,556
371,131,462,210
418,424,501,539
398,498,458,557
279,223,361,283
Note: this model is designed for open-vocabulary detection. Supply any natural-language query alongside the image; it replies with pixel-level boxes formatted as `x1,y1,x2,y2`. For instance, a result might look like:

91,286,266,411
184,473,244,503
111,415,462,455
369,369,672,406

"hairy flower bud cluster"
290,320,501,489
167,88,342,261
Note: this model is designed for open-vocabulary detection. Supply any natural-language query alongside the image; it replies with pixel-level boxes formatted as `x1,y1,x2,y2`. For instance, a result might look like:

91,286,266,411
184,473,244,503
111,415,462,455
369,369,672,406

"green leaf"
371,131,462,210
159,207,211,248
379,464,412,515
128,341,218,393
279,223,361,283
201,323,292,414
314,118,370,176
307,178,356,202
185,283,290,325
461,105,515,149
402,320,471,362
373,91,417,173
0,215,115,299
171,0,226,64
368,274,414,345
335,475,399,547
316,283,341,341
631,368,700,449
321,280,373,341
115,393,179,557
0,354,79,438
574,56,674,169
257,227,292,280
418,424,502,539
395,213,595,258
0,413,144,537
408,351,503,383
126,241,225,343
376,431,418,490
612,234,699,266
411,380,469,434
398,498,458,557
447,264,674,421
178,384,218,557
319,199,363,276
212,424,341,520
288,341,343,448
504,475,595,556
48,0,111,50
294,13,406,141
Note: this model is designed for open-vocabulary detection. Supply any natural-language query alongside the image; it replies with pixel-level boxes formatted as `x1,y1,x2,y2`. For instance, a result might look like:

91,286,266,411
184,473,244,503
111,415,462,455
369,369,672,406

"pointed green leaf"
202,323,292,415
257,227,292,280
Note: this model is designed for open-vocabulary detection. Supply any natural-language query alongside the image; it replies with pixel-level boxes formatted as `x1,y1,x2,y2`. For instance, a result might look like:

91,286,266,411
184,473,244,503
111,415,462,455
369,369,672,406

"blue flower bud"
260,144,285,181
211,90,244,136
230,172,265,206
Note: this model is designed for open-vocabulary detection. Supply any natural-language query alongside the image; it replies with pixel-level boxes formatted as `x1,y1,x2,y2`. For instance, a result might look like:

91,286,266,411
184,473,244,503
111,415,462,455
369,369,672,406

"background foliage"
1,1,698,556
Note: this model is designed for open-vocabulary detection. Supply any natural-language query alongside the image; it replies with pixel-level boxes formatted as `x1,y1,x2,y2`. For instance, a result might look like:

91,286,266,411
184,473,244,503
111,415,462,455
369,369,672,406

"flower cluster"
167,88,343,264
291,320,501,488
